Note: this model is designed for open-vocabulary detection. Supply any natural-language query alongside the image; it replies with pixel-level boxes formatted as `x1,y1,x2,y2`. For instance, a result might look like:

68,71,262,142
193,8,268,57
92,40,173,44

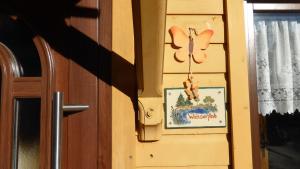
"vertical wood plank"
245,3,262,169
68,0,99,168
52,49,70,169
112,0,136,168
0,48,15,169
98,0,112,168
225,0,253,169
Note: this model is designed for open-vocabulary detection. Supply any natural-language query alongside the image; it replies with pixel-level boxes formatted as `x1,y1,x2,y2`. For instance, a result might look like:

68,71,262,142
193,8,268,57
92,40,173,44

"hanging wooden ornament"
169,26,213,64
169,22,214,101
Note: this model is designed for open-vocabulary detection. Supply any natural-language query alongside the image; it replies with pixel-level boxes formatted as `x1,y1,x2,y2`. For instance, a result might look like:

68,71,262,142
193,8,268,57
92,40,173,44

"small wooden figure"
183,75,199,100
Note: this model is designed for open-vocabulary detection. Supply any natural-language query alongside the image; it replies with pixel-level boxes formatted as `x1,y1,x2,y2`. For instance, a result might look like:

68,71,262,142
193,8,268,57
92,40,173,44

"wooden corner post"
225,0,254,168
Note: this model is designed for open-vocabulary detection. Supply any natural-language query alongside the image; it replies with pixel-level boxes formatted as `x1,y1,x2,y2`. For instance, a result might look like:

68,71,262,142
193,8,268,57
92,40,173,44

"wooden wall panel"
98,0,112,168
112,0,136,168
137,0,229,168
162,123,228,135
136,135,229,167
137,166,228,169
165,15,224,44
68,0,99,168
167,0,224,14
163,74,226,88
225,0,253,168
164,44,226,73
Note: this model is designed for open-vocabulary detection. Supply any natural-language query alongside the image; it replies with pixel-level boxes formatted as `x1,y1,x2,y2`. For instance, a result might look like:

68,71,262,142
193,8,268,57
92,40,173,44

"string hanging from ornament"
183,28,200,101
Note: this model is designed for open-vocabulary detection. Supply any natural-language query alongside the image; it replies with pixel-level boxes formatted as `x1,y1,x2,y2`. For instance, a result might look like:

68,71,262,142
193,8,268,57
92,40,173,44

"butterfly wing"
197,29,214,49
192,51,207,64
193,29,214,64
169,26,190,62
174,49,188,62
169,26,190,47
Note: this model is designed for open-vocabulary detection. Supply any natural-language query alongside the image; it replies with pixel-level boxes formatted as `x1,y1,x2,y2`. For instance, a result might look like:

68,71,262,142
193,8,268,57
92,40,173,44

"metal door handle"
52,91,89,169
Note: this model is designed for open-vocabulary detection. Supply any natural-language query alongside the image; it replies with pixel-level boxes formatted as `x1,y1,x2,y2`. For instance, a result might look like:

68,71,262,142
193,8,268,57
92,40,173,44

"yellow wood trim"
139,0,166,97
164,44,226,73
137,166,228,169
112,0,136,168
167,0,223,14
136,135,229,167
225,0,253,169
163,74,226,88
165,15,224,44
162,124,228,135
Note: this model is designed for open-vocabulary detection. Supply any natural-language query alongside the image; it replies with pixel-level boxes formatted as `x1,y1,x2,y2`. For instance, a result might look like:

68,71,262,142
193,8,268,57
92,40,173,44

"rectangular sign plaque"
165,87,226,129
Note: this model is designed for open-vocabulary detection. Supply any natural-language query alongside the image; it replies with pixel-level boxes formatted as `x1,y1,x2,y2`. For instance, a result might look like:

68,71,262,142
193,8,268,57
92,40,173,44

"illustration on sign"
165,87,226,128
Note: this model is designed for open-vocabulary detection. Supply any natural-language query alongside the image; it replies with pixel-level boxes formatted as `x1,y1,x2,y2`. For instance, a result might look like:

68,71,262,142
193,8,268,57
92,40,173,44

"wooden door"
49,0,112,168
0,0,112,168
0,15,55,169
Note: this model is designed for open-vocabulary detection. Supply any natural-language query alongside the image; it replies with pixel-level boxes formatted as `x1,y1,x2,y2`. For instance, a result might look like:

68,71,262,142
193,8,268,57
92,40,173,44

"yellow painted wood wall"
111,0,253,169
136,0,229,168
112,0,136,168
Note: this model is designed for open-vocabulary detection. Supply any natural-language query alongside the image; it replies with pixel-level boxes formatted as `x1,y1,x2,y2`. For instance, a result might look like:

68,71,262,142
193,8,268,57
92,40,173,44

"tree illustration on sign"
202,96,217,112
203,96,214,105
176,93,186,107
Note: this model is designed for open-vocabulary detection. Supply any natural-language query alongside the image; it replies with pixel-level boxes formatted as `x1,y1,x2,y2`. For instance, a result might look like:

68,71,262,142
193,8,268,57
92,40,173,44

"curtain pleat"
255,14,300,115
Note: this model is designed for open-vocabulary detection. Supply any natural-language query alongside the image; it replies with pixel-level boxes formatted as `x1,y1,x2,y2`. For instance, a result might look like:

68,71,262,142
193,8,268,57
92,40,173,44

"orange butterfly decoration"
169,24,214,100
169,26,214,64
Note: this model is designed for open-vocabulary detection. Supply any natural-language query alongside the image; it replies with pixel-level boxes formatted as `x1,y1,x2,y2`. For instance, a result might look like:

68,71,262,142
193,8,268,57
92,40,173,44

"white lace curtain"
255,14,300,116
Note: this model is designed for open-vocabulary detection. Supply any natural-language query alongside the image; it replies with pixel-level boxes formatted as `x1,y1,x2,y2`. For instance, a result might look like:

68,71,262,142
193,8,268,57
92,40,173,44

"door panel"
65,1,99,168
0,0,112,168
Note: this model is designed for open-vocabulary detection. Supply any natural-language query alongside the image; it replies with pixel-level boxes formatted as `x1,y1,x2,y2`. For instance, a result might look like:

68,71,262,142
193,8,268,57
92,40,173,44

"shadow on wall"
0,0,137,102
0,1,143,168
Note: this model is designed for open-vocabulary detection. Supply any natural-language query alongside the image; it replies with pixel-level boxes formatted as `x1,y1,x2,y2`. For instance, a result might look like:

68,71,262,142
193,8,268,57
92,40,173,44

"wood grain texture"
12,78,41,97
163,74,226,91
33,37,55,169
0,37,54,169
0,43,16,169
245,3,262,169
112,0,136,168
67,0,99,167
137,166,228,169
164,44,226,73
136,134,229,167
98,0,112,168
225,0,253,169
165,15,224,44
51,48,70,169
167,0,223,14
162,124,228,135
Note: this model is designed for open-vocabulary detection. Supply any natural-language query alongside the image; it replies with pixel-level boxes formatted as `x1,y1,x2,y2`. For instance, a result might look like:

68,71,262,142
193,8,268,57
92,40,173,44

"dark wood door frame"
245,2,300,169
0,36,54,169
